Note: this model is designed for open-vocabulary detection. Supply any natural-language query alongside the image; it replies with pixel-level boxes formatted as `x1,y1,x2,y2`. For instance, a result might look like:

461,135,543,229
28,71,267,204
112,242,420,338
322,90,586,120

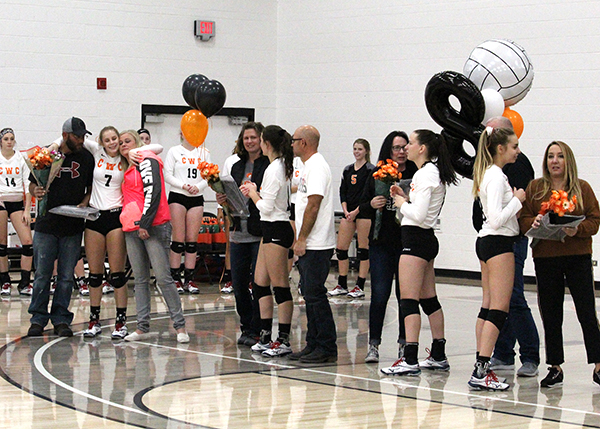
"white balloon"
463,39,534,106
480,89,505,124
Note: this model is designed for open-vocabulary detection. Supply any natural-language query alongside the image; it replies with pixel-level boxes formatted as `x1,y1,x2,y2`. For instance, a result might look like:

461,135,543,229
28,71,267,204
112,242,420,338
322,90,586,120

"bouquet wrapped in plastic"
372,159,402,240
23,146,64,216
48,205,100,221
198,162,249,223
526,190,584,244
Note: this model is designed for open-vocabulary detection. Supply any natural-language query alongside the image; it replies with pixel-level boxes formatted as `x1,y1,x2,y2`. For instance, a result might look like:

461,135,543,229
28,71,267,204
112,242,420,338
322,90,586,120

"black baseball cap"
62,117,91,137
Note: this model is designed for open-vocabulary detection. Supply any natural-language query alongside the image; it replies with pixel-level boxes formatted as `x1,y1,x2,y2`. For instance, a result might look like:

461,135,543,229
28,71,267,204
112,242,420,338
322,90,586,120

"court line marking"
31,305,600,424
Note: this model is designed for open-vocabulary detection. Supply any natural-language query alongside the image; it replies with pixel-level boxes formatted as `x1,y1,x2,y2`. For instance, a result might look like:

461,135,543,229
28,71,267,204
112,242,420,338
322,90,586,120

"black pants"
534,255,600,365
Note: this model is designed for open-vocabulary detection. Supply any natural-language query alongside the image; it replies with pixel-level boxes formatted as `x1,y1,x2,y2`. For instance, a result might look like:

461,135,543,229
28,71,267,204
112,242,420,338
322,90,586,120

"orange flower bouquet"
539,189,577,223
23,146,65,216
372,159,402,240
197,161,233,222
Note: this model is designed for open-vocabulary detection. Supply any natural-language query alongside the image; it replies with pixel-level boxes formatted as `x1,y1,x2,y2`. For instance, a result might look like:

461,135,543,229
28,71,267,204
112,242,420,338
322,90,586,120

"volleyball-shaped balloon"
463,39,534,107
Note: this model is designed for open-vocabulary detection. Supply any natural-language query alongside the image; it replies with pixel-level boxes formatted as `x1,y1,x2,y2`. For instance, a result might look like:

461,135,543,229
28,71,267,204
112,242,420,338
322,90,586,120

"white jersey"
400,162,446,229
290,156,304,205
295,152,336,250
164,145,211,197
256,158,290,222
221,154,240,178
478,164,522,237
0,150,30,202
84,140,125,210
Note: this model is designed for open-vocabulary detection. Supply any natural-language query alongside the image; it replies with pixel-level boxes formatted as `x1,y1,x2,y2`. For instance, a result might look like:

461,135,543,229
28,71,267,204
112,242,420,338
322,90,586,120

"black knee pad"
170,241,184,254
185,242,197,254
253,283,272,300
400,299,420,318
356,247,369,261
487,309,508,331
0,244,7,258
335,248,349,261
273,286,293,304
88,273,103,288
288,248,294,259
21,244,33,257
478,307,489,321
420,296,442,316
109,272,128,289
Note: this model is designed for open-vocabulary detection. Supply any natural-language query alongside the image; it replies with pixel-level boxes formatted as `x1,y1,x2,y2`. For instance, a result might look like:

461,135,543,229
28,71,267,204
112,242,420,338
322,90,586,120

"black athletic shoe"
540,367,563,388
53,323,73,337
27,324,44,337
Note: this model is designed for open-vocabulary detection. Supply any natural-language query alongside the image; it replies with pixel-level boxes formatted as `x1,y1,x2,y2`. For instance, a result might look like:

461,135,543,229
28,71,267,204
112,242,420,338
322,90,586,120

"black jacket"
230,155,270,236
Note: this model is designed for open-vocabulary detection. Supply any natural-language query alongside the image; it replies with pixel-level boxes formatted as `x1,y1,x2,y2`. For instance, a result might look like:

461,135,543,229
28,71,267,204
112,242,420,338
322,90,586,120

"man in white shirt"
290,125,337,363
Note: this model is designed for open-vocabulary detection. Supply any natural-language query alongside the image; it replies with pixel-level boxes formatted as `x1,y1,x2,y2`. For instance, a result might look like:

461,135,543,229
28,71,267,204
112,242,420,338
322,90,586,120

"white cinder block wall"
0,0,278,143
277,1,600,280
2,0,600,279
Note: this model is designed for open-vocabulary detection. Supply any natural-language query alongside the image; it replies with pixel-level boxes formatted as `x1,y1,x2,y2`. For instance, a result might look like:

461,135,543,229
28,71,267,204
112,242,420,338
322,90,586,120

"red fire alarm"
97,77,107,90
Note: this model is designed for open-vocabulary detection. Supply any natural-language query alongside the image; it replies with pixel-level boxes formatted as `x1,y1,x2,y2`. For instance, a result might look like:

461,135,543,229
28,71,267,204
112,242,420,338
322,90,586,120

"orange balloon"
181,109,209,147
502,107,524,138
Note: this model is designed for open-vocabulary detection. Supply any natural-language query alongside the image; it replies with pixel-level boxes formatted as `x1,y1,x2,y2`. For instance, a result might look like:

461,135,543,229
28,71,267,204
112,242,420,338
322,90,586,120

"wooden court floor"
1,270,599,428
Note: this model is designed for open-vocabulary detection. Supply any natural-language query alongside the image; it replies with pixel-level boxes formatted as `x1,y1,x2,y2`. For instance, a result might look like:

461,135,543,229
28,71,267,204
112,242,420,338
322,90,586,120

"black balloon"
194,79,226,118
182,74,208,109
424,71,485,179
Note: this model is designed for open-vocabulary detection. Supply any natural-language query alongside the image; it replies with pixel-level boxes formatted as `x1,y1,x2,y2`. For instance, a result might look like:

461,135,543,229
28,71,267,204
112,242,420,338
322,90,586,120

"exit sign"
194,20,215,41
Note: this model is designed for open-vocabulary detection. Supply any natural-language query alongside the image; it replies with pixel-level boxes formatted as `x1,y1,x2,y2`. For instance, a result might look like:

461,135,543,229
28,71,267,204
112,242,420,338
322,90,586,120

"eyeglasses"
391,145,407,152
291,138,303,143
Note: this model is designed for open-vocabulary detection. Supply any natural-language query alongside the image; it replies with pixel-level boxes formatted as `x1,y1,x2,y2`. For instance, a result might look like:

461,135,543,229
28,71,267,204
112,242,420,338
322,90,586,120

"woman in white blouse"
469,126,525,391
380,129,458,377
240,125,295,358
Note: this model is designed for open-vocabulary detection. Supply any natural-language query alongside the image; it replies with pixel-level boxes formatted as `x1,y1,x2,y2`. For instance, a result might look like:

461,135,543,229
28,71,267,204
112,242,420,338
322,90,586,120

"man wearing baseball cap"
27,117,95,337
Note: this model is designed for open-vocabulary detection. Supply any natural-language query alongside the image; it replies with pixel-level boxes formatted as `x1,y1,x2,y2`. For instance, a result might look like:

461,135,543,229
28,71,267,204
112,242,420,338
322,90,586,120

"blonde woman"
519,141,600,388
469,126,525,391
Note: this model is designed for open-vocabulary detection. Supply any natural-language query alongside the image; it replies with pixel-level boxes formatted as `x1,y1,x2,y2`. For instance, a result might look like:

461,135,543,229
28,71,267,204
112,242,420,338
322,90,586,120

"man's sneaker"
593,370,600,387
469,370,510,391
262,341,293,357
175,281,184,294
420,354,450,371
102,282,114,294
327,285,348,297
1,282,11,296
111,323,128,340
489,357,515,371
79,283,90,297
380,358,421,376
540,367,563,388
365,344,379,363
237,332,259,347
184,281,200,294
517,361,539,377
347,286,365,299
83,321,102,338
19,284,33,296
221,281,233,294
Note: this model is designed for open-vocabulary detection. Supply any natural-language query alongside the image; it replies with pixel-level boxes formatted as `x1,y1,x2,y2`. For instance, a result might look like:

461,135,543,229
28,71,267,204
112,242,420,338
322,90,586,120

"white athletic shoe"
1,283,11,296
262,341,292,357
420,355,450,371
111,323,128,340
347,286,365,299
327,285,348,296
380,358,421,376
468,370,510,391
251,341,271,353
220,281,233,294
83,321,102,338
102,282,114,294
365,344,380,363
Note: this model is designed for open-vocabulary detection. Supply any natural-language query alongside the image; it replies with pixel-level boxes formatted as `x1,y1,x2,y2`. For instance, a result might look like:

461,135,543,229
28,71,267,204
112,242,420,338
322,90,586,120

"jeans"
125,223,185,332
534,254,600,365
492,236,540,365
230,240,261,335
29,231,82,327
297,249,337,355
368,242,404,346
